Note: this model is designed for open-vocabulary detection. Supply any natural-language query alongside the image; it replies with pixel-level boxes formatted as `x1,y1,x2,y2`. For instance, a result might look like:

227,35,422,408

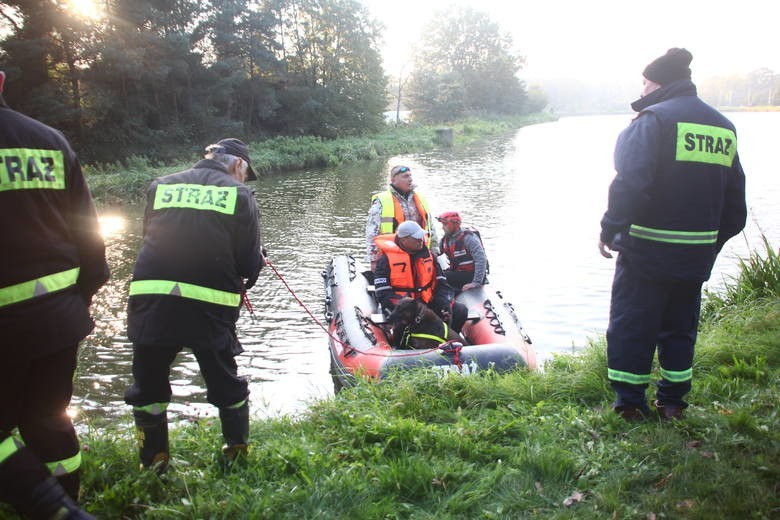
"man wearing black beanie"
598,49,747,421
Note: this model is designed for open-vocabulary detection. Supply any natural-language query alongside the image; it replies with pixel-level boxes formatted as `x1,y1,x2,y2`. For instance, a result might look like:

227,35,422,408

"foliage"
701,235,780,323
407,6,530,122
86,113,555,204
0,0,386,163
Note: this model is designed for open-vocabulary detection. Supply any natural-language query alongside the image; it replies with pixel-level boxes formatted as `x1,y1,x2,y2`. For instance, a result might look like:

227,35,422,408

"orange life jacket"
374,234,436,303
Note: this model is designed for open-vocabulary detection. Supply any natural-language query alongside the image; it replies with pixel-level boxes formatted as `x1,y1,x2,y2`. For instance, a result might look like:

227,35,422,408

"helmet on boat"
437,211,461,224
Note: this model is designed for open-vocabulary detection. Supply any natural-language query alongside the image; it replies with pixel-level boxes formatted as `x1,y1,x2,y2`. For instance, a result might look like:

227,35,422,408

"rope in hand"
249,259,459,359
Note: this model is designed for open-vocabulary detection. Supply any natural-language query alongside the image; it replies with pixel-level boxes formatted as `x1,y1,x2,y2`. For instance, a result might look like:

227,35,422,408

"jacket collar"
630,79,697,112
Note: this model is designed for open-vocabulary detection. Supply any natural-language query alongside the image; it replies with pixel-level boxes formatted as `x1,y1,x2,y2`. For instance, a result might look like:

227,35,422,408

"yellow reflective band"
0,436,24,464
608,368,652,385
133,402,169,415
46,451,82,476
226,400,247,410
660,367,692,383
153,183,238,215
0,148,66,191
408,324,449,346
676,122,737,167
374,191,396,234
129,279,241,307
629,225,718,245
0,267,80,308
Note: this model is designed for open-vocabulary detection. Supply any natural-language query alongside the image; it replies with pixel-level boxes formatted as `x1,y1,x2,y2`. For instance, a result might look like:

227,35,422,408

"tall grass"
702,235,780,323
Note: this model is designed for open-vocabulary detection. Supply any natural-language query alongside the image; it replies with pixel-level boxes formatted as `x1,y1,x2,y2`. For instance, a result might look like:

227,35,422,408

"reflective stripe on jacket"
374,234,436,303
0,267,80,308
440,230,476,272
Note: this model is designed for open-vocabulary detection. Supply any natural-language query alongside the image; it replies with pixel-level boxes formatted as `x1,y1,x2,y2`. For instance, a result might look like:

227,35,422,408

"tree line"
0,1,539,164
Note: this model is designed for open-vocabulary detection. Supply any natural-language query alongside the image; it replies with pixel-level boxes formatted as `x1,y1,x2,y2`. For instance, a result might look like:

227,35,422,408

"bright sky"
363,0,778,83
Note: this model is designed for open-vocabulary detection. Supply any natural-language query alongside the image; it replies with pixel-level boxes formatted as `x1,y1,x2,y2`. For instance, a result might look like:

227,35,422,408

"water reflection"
76,113,780,424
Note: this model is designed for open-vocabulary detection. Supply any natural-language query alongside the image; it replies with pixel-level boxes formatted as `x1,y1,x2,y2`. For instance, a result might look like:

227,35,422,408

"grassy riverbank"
3,242,774,519
86,113,555,205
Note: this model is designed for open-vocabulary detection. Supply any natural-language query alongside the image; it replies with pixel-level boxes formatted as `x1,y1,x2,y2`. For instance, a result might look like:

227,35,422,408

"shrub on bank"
84,114,555,205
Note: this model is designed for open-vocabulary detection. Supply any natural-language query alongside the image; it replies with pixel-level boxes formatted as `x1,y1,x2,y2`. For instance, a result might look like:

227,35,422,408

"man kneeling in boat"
373,220,467,344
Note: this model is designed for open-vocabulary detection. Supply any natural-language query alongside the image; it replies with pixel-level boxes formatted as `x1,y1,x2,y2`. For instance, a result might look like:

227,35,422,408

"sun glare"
65,0,104,20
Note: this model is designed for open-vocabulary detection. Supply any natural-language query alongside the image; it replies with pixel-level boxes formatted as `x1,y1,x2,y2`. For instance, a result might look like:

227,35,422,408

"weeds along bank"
1,243,773,519
85,114,555,205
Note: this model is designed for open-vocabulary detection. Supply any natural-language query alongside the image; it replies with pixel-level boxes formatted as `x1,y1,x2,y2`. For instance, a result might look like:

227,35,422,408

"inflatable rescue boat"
322,255,537,391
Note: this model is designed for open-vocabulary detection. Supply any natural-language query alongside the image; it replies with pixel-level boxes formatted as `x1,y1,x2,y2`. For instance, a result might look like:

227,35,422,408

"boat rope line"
264,259,458,359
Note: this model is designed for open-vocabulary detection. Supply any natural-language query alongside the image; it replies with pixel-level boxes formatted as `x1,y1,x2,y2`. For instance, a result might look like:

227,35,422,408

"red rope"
265,259,448,359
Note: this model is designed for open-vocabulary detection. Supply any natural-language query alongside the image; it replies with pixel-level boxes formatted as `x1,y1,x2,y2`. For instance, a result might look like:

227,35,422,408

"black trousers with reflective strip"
0,344,80,478
607,255,702,409
124,344,249,409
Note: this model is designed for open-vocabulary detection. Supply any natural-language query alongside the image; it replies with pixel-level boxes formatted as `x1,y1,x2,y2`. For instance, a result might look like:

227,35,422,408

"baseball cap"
206,138,258,181
396,221,426,240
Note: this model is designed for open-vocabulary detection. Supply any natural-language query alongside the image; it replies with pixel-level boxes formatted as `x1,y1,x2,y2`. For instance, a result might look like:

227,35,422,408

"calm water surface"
79,112,780,423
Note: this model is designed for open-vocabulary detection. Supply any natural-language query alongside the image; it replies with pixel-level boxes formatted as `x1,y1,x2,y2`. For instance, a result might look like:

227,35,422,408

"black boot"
133,409,169,473
0,446,94,519
219,402,249,461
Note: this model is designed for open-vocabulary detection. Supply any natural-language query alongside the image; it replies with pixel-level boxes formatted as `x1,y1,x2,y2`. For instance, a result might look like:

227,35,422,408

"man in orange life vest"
365,165,438,270
373,220,467,333
0,70,108,519
437,211,488,292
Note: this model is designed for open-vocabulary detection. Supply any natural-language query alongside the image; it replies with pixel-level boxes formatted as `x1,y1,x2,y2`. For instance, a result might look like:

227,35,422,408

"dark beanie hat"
643,48,693,85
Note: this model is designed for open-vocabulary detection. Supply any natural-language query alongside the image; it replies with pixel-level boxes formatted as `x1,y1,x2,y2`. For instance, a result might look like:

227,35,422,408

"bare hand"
598,241,614,259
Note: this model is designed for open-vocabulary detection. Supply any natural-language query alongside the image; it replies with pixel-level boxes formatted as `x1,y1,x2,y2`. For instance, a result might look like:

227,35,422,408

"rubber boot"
133,409,169,473
0,446,94,519
219,402,249,462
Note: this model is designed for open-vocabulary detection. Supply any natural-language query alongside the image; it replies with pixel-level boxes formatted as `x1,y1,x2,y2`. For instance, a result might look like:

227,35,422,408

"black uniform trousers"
607,255,702,410
124,344,249,409
0,344,80,472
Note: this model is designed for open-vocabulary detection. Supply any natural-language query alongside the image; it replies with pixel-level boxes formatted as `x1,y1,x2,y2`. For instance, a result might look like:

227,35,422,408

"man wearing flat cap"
365,164,438,270
125,137,265,470
599,48,747,421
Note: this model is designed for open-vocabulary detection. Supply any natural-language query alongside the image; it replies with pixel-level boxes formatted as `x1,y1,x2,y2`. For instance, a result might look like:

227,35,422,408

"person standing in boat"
373,220,467,334
0,70,109,519
437,211,489,292
599,48,746,421
124,138,265,471
365,165,439,271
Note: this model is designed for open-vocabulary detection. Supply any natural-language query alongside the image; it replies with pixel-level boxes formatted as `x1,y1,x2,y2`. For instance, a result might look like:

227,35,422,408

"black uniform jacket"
601,80,747,282
127,160,263,351
0,97,109,357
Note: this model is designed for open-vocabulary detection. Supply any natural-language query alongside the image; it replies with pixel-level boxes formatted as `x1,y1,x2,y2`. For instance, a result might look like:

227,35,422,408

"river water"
78,112,779,423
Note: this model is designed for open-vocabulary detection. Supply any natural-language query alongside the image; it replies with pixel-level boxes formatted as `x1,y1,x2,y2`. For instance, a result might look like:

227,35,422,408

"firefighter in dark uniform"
0,71,109,519
124,138,264,471
599,49,747,420
374,220,467,335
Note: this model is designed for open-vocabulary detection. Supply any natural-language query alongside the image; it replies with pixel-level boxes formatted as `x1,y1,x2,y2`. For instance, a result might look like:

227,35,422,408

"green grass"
3,296,776,518
84,113,555,205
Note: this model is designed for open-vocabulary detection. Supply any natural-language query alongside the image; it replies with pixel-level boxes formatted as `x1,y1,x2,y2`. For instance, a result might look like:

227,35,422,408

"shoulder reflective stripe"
660,367,692,383
676,122,737,167
629,225,718,244
129,280,241,307
133,402,169,415
153,183,238,215
607,368,652,385
0,148,66,191
0,436,24,464
226,400,247,410
46,451,82,476
0,267,80,308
